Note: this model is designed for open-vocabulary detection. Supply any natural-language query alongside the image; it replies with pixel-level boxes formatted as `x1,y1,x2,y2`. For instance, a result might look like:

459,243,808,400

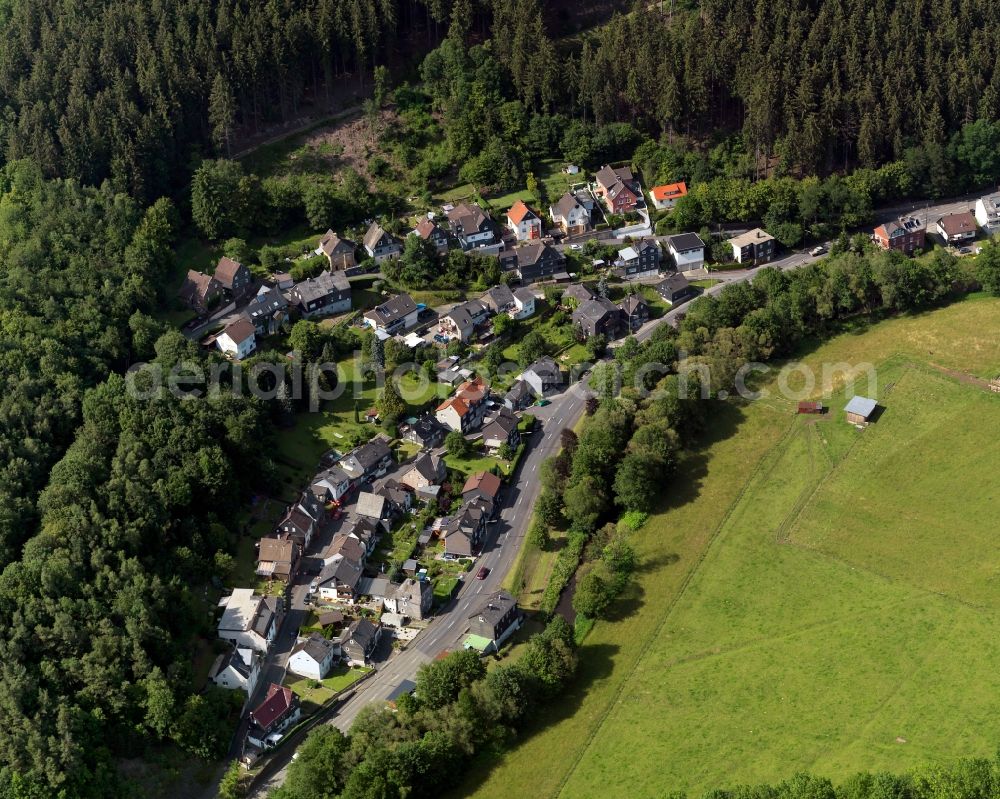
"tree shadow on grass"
448,642,621,798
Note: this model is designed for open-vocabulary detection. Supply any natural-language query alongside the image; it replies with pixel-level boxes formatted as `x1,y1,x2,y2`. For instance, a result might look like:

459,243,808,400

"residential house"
373,477,412,515
561,283,595,307
935,212,977,244
342,515,380,557
515,241,566,283
247,684,301,749
614,239,661,278
216,319,257,360
273,272,294,291
244,286,289,336
318,230,357,270
974,193,1000,232
339,437,394,484
464,590,521,653
730,228,777,265
481,407,520,454
290,270,352,318
363,222,403,262
512,288,536,319
178,270,221,312
209,645,262,695
443,500,489,557
519,357,562,397
315,557,364,603
356,491,390,523
619,294,650,331
482,285,516,315
357,575,394,604
650,181,688,211
872,217,925,255
549,191,592,236
256,536,300,582
340,619,382,666
364,293,419,336
666,233,706,272
594,164,640,214
507,200,543,241
385,578,433,620
217,589,279,653
401,415,446,449
287,634,340,680
446,202,498,251
435,376,490,432
215,256,253,300
504,379,534,411
573,297,622,340
399,452,447,492
323,532,367,567
845,395,878,426
276,499,318,551
312,466,352,505
414,218,450,254
440,299,490,343
655,273,695,305
462,470,502,508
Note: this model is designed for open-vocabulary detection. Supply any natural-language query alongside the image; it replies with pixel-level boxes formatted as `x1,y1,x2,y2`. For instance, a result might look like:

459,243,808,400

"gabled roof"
350,437,392,471
179,270,219,304
552,191,586,220
656,273,691,295
258,537,296,566
523,356,560,381
651,182,688,202
291,633,337,664
343,618,380,649
595,164,634,190
319,230,355,256
515,241,562,267
505,379,532,401
482,411,518,441
415,218,445,240
463,470,502,499
483,284,516,310
215,256,246,289
447,202,491,236
325,533,366,563
318,556,363,590
364,222,397,251
436,396,470,417
562,283,595,304
468,590,517,626
845,395,878,418
507,200,539,225
408,452,446,483
936,211,976,236
620,294,649,315
513,287,535,304
222,318,255,346
618,246,639,261
251,683,295,729
365,294,417,327
293,270,351,305
210,645,256,682
574,297,619,323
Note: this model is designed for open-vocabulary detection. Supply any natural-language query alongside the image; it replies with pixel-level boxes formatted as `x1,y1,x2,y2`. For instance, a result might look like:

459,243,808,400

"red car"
476,566,490,580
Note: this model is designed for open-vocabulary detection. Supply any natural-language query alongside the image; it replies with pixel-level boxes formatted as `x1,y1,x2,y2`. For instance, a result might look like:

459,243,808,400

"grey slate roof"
294,270,351,304
367,294,417,326
667,232,705,252
844,396,878,418
292,633,337,664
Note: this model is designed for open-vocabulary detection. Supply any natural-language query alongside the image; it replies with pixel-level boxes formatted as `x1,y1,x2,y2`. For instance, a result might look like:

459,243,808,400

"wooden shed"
797,401,824,414
844,395,878,425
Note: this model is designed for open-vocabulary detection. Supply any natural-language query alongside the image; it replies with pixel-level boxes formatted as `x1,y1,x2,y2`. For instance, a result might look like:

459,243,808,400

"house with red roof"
247,683,301,749
506,200,542,241
650,181,688,211
435,376,490,432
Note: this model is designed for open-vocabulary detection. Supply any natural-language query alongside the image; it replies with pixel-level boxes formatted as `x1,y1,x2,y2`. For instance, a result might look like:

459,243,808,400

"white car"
810,246,826,257
569,244,582,251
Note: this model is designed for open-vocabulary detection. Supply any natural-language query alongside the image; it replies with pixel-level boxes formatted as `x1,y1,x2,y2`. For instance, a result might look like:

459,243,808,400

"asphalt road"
245,190,980,797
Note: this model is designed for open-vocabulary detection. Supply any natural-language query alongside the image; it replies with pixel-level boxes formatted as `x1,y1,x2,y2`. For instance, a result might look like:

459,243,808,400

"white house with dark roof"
364,294,419,336
974,193,1000,232
288,633,340,680
446,202,498,251
549,191,591,236
519,357,562,397
216,318,257,360
512,288,535,319
209,645,262,695
666,233,706,272
464,590,521,653
363,222,403,262
385,578,432,620
244,285,288,336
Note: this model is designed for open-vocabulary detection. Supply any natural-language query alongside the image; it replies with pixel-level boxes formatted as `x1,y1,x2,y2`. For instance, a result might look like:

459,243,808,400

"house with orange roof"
435,376,490,432
506,200,542,241
650,181,688,211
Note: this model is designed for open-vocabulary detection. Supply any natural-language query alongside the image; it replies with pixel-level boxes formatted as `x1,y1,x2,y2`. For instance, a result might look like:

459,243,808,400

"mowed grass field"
459,296,1000,799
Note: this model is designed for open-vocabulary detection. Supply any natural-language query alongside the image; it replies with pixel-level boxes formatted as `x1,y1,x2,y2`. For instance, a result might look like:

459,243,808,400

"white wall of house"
287,649,336,681
217,332,256,360
671,246,705,272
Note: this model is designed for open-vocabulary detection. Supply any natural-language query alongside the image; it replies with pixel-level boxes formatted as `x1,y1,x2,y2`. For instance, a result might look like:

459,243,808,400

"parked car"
569,244,582,251
535,398,551,407
958,246,972,254
810,246,826,256
476,566,490,580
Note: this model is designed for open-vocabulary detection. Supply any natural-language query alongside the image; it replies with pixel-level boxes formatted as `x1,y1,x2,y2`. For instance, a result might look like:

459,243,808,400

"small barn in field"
797,401,824,414
844,395,878,426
